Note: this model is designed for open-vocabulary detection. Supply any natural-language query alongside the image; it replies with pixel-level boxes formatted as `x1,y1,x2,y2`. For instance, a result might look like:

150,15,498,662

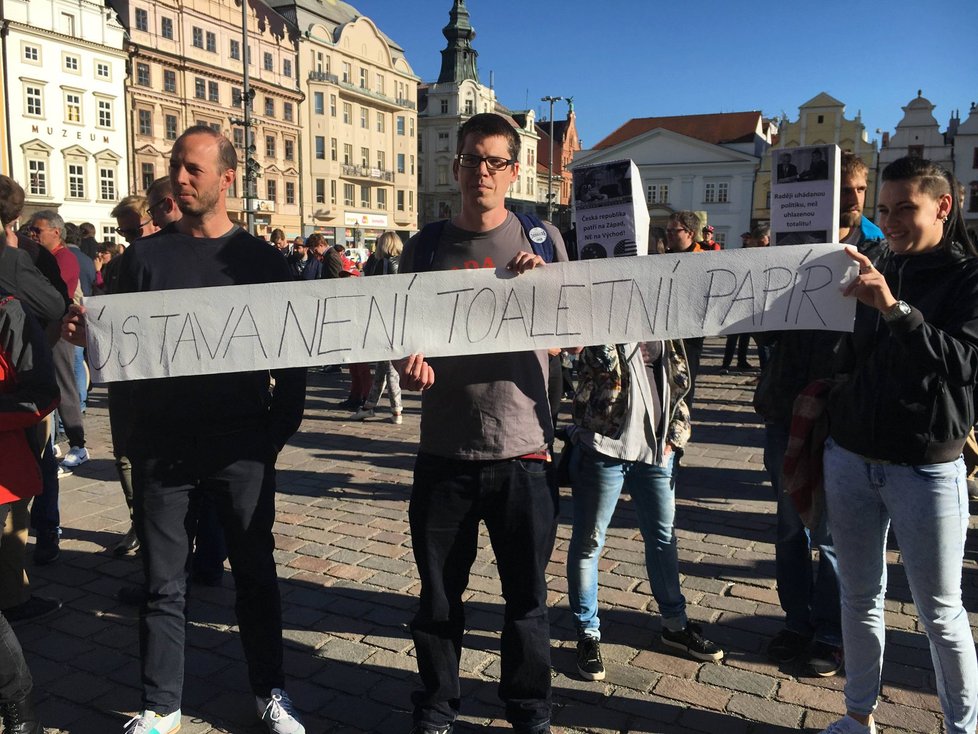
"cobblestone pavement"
14,339,978,733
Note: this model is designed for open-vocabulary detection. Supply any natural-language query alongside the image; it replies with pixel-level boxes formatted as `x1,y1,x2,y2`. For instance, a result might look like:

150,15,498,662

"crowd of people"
0,113,975,734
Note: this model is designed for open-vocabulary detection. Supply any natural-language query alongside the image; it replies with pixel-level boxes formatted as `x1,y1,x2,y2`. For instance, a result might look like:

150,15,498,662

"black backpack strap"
513,212,555,263
413,220,450,272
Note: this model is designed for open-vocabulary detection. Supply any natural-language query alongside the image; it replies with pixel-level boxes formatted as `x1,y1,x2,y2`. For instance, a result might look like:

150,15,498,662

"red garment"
781,379,833,530
51,244,80,300
349,364,372,400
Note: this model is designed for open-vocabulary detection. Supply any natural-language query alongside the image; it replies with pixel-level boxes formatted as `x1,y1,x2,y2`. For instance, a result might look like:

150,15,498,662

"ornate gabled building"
954,102,978,233
878,91,954,176
533,102,580,228
2,0,128,241
266,0,419,247
111,0,302,237
417,0,542,226
752,92,878,226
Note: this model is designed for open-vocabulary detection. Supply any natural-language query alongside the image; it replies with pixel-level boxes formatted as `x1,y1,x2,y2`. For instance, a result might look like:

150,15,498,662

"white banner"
84,244,856,382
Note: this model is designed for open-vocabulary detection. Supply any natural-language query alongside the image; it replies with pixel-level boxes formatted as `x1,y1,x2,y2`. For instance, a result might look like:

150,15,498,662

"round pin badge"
528,227,548,244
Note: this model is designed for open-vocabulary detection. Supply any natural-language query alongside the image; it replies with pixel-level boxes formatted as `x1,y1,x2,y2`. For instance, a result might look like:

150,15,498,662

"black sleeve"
0,248,67,324
267,367,307,450
0,300,59,429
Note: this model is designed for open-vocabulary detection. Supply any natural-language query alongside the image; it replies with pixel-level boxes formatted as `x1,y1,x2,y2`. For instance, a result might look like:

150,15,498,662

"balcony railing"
308,70,339,84
341,164,395,182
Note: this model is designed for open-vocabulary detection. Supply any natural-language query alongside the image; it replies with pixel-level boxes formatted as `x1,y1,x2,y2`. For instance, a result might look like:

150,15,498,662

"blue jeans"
823,438,978,732
409,452,557,730
764,422,841,645
567,445,686,639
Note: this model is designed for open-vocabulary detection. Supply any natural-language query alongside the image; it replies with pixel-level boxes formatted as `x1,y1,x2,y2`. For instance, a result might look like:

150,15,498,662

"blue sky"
357,0,978,149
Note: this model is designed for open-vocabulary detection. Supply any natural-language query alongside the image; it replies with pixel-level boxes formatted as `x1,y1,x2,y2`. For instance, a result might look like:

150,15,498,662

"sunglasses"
114,220,152,236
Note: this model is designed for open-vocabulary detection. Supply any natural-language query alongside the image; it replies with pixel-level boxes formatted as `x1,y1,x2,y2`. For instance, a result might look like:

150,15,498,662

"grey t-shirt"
401,212,568,459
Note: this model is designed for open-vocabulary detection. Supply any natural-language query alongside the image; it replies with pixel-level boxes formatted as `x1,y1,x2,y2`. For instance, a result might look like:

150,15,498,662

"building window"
163,70,176,93
646,184,669,204
232,128,244,148
360,185,369,207
138,109,152,136
140,163,155,192
437,166,448,186
165,114,178,140
314,136,325,159
192,27,203,48
908,145,924,159
314,92,324,115
28,160,47,196
206,31,216,52
437,132,449,151
409,118,414,137
315,179,325,204
285,181,295,205
230,40,240,60
265,135,276,158
23,45,39,63
266,179,276,202
64,92,82,123
377,150,386,170
96,62,110,79
343,183,354,206
360,147,369,167
61,12,75,35
343,144,352,165
283,59,292,78
194,78,205,99
232,89,242,108
99,167,116,200
67,163,85,199
263,52,273,72
284,139,294,161
376,73,384,95
208,81,219,103
440,99,448,114
715,231,727,247
264,97,274,117
330,138,337,161
465,99,474,114
396,116,405,135
25,86,43,117
972,148,978,168
359,67,368,89
161,16,173,39
396,190,405,211
97,99,112,128
376,112,385,133
330,180,336,204
342,62,351,83
360,107,368,129
377,188,386,210
136,63,150,86
704,181,729,204
283,102,293,122
329,95,336,116
342,102,351,124
135,8,148,31
397,154,405,174
63,55,79,72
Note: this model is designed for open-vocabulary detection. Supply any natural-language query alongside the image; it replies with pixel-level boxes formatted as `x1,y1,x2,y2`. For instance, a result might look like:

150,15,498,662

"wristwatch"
883,300,912,322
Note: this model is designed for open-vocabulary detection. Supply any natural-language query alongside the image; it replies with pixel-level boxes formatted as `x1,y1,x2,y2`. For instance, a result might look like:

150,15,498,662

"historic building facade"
268,0,418,246
111,0,302,236
752,93,878,227
954,103,978,234
2,0,128,240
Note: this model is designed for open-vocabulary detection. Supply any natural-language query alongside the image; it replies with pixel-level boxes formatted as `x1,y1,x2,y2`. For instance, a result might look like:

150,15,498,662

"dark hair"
457,113,520,161
305,233,325,249
79,222,96,238
840,152,869,180
270,228,285,243
64,222,81,246
175,125,238,172
751,222,771,240
146,176,174,201
0,175,25,226
668,210,701,235
882,156,975,255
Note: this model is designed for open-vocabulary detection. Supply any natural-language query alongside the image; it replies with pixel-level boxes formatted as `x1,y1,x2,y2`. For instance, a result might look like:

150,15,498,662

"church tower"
437,0,480,85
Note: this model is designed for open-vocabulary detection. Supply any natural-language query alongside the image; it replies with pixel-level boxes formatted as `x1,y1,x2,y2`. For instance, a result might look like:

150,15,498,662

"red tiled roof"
594,111,763,149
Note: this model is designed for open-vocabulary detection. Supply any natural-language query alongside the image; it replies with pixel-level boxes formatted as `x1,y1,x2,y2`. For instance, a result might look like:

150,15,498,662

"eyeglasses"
665,228,689,235
456,154,516,172
114,220,152,236
146,199,167,214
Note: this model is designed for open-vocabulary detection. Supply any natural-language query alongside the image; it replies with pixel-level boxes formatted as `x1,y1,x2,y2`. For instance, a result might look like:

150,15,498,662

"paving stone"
698,664,777,697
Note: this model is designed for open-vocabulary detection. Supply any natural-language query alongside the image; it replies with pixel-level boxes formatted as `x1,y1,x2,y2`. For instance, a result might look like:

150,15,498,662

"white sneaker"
123,709,181,734
351,406,375,421
256,688,305,734
819,716,876,734
60,446,90,468
391,412,403,425
52,443,63,459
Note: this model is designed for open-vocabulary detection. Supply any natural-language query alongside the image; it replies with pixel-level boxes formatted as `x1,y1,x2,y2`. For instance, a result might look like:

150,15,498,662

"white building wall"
5,0,128,242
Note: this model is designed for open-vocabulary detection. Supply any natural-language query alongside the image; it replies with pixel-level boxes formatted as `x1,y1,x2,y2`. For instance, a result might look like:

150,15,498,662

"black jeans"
0,505,31,705
409,453,558,729
131,432,283,715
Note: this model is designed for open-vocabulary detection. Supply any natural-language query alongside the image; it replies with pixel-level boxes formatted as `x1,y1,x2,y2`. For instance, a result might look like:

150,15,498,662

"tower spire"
437,0,480,85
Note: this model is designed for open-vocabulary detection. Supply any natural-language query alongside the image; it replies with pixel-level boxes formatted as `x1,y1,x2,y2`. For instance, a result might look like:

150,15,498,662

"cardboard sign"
84,245,856,382
572,159,649,259
770,145,841,246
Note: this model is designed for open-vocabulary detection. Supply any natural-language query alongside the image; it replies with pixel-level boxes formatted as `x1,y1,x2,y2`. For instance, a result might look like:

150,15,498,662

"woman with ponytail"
818,157,978,734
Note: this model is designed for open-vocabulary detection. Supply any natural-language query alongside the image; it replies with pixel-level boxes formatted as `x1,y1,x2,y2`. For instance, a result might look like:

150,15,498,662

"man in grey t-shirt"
399,113,566,734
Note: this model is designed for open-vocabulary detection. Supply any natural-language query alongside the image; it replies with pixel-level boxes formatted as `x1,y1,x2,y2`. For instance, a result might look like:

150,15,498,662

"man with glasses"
664,211,708,410
145,177,183,230
398,113,567,734
110,196,157,245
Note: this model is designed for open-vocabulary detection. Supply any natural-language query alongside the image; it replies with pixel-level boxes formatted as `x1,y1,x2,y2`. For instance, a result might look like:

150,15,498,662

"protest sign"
770,145,841,246
84,244,856,383
572,159,649,259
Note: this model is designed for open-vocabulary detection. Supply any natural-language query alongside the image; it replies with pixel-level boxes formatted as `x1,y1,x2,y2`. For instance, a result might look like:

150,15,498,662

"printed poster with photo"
770,145,841,246
572,159,649,259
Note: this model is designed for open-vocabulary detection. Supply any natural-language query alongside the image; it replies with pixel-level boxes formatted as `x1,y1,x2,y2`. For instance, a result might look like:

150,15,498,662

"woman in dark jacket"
818,157,978,734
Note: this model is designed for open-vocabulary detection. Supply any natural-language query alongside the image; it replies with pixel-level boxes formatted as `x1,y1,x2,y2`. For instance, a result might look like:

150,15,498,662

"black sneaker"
661,622,724,661
576,636,605,681
767,628,811,663
3,595,62,624
33,530,60,566
807,641,844,677
113,526,140,556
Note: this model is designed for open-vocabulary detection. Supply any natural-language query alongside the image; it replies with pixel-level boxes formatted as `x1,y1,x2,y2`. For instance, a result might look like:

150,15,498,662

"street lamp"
541,95,563,221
